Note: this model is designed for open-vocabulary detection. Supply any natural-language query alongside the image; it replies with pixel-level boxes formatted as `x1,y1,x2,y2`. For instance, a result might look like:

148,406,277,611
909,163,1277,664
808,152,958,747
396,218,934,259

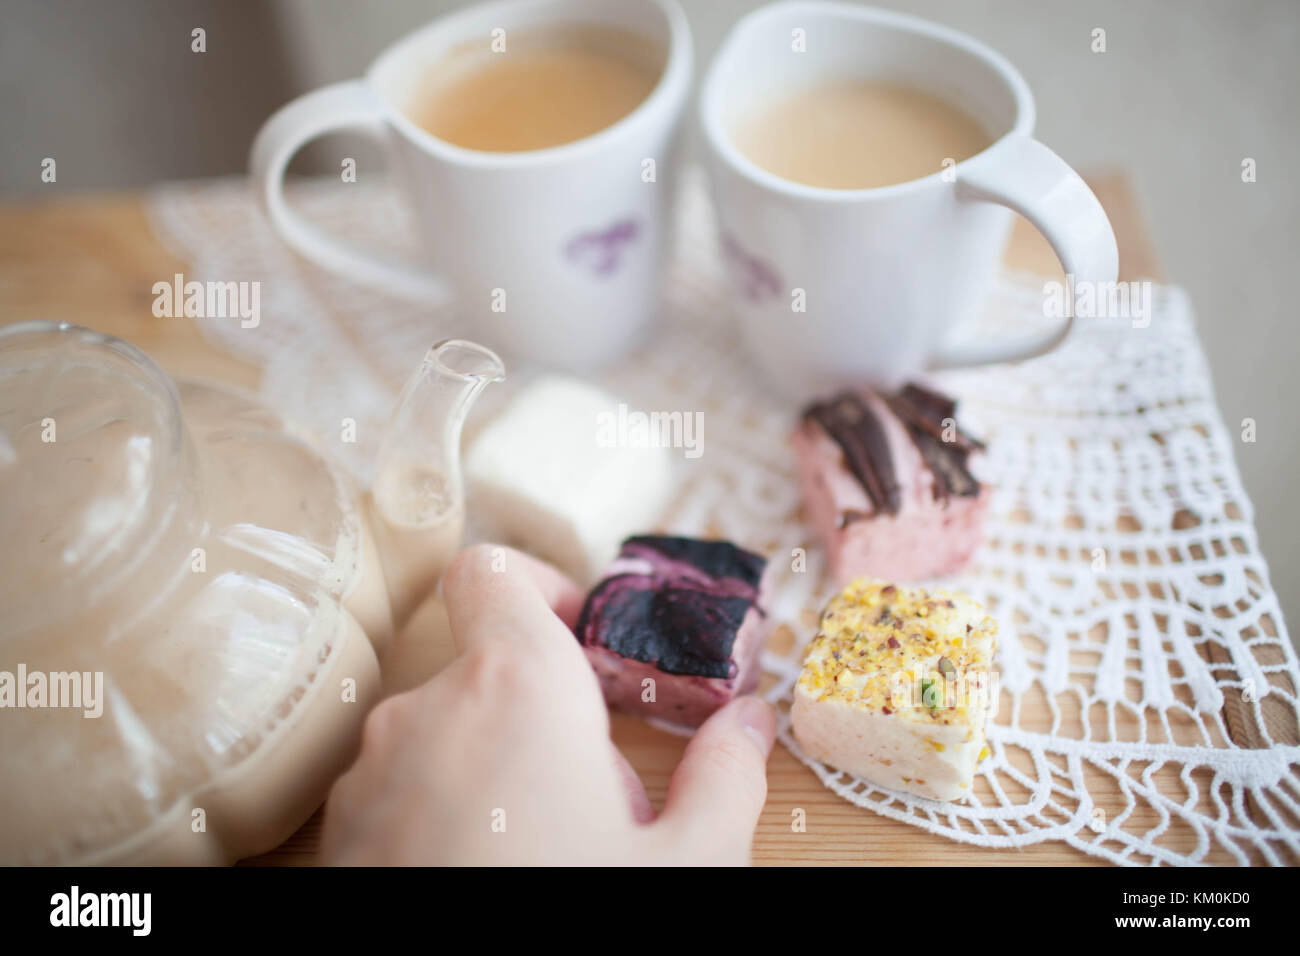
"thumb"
442,543,586,656
657,696,776,862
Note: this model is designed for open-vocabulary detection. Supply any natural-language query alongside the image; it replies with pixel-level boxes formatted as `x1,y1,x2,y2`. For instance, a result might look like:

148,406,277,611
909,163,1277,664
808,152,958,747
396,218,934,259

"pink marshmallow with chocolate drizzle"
575,536,772,729
791,383,990,584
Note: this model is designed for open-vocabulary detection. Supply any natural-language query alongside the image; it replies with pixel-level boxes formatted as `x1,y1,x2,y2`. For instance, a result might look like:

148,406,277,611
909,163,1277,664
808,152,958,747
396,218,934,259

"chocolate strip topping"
885,387,982,502
895,384,985,452
805,393,901,514
899,382,956,422
892,411,980,501
805,384,983,511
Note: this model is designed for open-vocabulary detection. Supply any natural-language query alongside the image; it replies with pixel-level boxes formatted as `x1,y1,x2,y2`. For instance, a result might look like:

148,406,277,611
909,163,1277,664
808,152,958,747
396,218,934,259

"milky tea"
410,26,663,152
732,81,992,190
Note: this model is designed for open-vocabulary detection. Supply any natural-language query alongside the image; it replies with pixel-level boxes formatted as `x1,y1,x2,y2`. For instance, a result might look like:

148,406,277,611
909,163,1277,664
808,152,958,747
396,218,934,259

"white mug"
700,1,1119,394
251,0,691,370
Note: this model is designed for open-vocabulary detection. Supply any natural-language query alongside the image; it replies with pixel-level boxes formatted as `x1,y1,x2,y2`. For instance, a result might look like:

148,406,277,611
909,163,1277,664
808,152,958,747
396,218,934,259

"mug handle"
928,135,1120,369
249,81,450,302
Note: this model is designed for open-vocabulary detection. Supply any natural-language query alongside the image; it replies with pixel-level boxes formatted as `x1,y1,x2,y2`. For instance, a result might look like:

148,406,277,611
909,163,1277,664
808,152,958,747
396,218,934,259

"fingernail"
736,696,776,757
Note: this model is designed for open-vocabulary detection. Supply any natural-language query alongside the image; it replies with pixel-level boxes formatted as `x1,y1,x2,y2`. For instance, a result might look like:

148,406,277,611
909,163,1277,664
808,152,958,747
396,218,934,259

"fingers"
611,745,655,824
502,548,587,630
442,543,587,655
656,696,776,860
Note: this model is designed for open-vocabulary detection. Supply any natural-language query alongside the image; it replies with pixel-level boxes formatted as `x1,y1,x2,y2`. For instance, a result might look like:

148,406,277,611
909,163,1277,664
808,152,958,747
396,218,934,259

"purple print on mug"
565,218,641,277
721,232,782,303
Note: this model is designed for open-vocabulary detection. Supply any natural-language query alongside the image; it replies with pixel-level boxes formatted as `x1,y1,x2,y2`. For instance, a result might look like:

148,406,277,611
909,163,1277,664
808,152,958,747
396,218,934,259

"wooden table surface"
0,176,1174,866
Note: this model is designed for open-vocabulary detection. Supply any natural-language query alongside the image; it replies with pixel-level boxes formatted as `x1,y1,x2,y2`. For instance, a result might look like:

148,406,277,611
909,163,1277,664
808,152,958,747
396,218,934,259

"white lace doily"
148,170,1299,866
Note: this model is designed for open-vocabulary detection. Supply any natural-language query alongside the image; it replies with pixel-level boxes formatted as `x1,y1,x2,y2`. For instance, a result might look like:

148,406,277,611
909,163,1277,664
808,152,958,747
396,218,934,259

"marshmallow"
466,376,674,583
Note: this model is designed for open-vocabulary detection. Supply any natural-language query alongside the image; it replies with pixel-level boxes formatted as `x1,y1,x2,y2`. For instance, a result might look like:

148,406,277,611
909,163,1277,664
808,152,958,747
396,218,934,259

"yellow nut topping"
795,578,998,726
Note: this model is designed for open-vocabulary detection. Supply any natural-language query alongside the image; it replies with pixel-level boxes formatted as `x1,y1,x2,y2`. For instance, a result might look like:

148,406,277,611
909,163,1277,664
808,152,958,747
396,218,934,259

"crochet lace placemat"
148,170,1299,866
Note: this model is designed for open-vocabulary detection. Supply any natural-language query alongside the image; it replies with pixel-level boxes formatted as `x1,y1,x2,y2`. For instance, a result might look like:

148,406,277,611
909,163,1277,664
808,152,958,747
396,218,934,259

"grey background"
3,0,1297,637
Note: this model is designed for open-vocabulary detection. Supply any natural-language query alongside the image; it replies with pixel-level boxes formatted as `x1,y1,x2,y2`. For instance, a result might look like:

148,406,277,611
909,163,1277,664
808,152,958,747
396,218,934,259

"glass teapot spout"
370,339,505,629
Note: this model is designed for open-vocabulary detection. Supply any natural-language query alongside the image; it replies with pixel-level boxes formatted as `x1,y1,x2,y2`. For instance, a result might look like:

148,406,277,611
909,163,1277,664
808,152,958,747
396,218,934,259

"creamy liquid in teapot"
382,592,459,697
1,327,501,862
0,372,386,864
369,461,465,629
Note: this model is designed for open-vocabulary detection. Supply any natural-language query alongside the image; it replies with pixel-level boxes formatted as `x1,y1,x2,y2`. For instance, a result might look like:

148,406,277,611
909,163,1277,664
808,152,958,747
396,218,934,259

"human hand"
321,544,776,865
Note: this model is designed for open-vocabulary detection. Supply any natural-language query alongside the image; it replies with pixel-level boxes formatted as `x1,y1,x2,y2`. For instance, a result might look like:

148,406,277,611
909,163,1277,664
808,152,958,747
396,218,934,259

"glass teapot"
0,322,503,864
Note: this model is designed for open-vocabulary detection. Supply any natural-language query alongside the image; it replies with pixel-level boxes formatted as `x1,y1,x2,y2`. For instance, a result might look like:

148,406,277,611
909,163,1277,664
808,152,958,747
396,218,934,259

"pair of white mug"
251,0,1118,394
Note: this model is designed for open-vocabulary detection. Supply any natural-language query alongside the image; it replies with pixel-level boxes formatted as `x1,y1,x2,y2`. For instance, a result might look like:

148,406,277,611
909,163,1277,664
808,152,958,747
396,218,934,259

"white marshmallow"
465,377,674,583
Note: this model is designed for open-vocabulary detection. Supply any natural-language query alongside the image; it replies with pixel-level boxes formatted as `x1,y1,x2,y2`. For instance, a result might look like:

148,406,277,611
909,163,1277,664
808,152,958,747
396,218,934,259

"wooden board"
1,177,1209,867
